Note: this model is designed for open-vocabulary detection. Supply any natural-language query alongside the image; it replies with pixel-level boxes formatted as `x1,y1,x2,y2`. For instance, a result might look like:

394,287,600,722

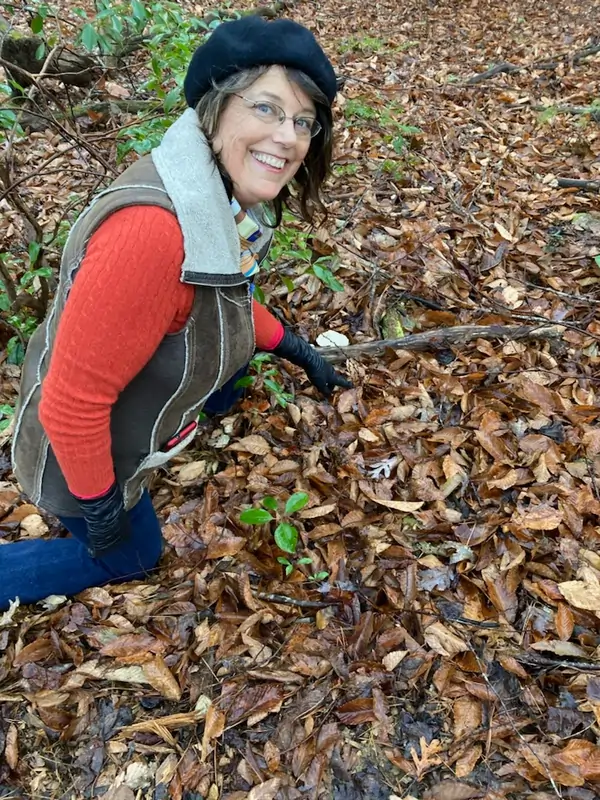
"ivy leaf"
239,509,273,525
274,522,298,554
81,23,99,51
285,492,309,515
261,496,278,511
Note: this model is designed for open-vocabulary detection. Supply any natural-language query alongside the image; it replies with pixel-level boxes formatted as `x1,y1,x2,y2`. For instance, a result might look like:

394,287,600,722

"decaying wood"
0,16,99,90
317,324,562,363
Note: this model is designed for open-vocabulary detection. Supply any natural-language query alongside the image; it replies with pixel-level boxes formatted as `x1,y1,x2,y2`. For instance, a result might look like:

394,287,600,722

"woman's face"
213,66,315,208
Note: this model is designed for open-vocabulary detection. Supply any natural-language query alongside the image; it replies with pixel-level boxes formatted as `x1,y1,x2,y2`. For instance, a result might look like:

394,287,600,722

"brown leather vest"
12,115,272,516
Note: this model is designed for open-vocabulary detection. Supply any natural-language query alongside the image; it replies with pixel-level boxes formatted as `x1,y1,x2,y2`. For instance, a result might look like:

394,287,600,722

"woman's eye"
295,118,313,131
255,102,276,116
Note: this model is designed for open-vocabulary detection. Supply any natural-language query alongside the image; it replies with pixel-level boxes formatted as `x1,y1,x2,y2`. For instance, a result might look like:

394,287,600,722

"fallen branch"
465,43,600,84
532,103,600,122
317,324,562,363
555,177,600,193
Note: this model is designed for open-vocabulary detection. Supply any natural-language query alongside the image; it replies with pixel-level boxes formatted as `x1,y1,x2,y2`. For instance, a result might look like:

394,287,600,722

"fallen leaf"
336,697,377,725
228,435,271,455
424,622,469,658
142,656,182,701
558,576,600,612
201,703,225,761
361,487,424,512
247,779,281,800
5,724,17,770
555,602,575,640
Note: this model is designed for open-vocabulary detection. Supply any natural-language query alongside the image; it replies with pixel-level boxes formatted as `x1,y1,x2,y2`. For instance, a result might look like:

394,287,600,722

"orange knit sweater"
38,205,284,499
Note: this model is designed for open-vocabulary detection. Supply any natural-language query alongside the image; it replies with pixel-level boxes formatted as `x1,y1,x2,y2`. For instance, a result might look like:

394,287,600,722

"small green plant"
235,353,294,408
339,36,386,54
333,163,358,177
344,98,378,121
264,213,345,293
240,492,328,580
0,404,14,433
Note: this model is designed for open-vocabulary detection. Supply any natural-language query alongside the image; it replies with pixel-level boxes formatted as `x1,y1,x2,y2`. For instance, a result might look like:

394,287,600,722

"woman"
3,17,351,610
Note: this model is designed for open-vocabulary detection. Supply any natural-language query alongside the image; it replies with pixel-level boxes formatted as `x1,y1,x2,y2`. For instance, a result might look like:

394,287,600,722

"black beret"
184,17,337,107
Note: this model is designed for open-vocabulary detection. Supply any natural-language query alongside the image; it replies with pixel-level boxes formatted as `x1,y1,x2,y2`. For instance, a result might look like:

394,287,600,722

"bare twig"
555,177,600,193
254,592,340,609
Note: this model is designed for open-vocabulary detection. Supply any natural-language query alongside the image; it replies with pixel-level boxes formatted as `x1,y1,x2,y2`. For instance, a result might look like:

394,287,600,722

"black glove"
75,481,131,557
273,328,353,397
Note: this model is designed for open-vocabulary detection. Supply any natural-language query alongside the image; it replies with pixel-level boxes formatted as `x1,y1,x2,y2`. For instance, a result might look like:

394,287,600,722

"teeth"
253,152,285,169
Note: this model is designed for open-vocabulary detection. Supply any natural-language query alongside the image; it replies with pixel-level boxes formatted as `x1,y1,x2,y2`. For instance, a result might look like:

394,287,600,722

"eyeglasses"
234,95,322,139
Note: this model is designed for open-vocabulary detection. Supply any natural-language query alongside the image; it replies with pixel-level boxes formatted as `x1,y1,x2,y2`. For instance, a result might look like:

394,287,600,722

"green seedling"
240,493,329,581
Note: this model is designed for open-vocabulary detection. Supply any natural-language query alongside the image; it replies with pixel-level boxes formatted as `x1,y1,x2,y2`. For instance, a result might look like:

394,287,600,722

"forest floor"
1,0,600,798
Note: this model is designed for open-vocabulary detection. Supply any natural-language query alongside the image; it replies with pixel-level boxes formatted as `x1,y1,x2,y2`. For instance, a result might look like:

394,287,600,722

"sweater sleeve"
252,298,284,350
38,205,188,499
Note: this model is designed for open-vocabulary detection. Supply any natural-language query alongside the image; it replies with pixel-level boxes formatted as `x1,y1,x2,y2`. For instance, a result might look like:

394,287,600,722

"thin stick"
254,592,340,609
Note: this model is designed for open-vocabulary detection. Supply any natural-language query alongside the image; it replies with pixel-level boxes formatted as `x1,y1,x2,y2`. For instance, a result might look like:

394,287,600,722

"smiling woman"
4,16,352,610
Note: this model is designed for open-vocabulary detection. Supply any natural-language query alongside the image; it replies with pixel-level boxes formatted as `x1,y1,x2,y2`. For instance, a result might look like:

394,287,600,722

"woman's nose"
271,117,297,145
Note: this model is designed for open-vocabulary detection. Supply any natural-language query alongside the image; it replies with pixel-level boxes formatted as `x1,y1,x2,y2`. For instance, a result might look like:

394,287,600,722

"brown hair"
194,65,333,225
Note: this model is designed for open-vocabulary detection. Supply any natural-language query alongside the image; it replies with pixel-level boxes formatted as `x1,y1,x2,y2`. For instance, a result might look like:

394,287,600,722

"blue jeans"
0,368,249,610
0,490,162,610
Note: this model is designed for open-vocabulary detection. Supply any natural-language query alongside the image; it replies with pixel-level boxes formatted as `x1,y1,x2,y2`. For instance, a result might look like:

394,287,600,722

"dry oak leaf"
424,622,469,658
559,568,600,612
513,505,563,530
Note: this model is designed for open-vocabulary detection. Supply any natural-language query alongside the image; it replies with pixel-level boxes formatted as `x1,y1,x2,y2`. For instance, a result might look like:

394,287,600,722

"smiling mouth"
251,151,287,170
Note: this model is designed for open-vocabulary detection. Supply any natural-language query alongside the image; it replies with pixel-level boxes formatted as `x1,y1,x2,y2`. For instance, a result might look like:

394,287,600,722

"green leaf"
312,264,344,292
163,87,181,113
30,14,44,34
28,241,42,265
296,557,313,565
313,571,329,581
282,276,295,293
239,508,273,525
285,492,309,516
234,375,255,389
595,255,600,268
261,496,278,511
81,23,99,51
35,42,46,60
277,556,292,566
253,285,265,304
264,378,283,394
274,522,298,554
131,0,148,23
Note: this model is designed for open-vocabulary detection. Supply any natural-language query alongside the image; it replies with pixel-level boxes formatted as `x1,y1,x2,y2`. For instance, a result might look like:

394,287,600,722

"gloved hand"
75,481,131,557
273,328,353,397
